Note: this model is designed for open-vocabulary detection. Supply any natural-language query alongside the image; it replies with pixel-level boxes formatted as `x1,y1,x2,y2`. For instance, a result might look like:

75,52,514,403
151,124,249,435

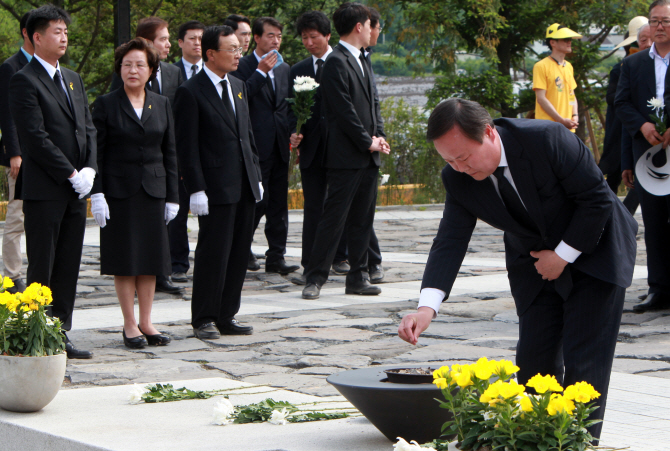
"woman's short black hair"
114,37,161,82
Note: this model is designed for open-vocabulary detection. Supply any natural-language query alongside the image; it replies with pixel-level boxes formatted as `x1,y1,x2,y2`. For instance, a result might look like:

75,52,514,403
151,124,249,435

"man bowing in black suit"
9,5,98,359
398,99,638,440
174,25,263,340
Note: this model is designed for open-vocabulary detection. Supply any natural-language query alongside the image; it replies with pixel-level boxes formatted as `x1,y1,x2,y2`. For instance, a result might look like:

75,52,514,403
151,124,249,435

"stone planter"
327,365,454,443
0,353,66,412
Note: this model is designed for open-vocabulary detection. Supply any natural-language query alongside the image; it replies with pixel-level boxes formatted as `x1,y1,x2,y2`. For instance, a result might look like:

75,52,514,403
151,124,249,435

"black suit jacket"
9,58,97,200
174,59,188,82
173,70,262,204
290,56,327,169
421,119,638,315
615,48,670,171
599,61,623,175
321,44,379,169
0,50,29,166
230,54,290,162
91,88,178,202
110,61,183,107
363,47,385,139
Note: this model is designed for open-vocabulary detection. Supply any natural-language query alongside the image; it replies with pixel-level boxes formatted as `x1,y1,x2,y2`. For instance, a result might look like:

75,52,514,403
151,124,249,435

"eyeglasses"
649,19,670,27
121,62,148,69
215,47,244,55
376,25,383,31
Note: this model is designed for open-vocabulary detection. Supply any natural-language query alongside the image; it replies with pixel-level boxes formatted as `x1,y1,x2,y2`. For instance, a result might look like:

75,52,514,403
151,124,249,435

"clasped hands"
69,167,95,199
369,136,390,154
640,122,670,148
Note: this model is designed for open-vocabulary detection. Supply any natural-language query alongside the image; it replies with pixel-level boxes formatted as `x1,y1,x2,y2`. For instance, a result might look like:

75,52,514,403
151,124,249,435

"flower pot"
0,353,66,412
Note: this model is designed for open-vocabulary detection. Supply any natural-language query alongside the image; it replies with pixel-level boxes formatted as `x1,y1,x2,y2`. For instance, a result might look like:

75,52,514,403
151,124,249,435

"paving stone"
378,341,515,364
493,311,519,323
76,285,96,293
293,318,393,330
612,358,670,374
462,338,518,350
439,298,516,319
615,335,670,360
294,366,343,376
619,324,670,339
296,354,371,369
202,330,288,346
243,373,339,396
644,315,670,326
67,358,208,385
620,311,666,325
279,327,381,342
255,341,324,355
253,313,348,332
305,339,415,360
205,362,291,378
638,370,670,379
138,338,211,355
170,350,262,363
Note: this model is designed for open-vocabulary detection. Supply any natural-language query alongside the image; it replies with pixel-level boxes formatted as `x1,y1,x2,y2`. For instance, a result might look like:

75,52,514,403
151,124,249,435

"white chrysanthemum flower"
268,407,289,425
128,384,146,404
648,97,665,114
212,398,235,425
393,437,435,451
294,76,319,92
380,174,390,185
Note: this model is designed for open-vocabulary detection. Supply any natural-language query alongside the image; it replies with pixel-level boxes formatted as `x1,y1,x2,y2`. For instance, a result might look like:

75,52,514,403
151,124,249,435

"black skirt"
100,188,171,276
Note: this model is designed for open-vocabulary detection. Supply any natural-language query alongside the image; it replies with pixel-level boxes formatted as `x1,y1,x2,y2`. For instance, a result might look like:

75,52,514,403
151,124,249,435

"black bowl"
384,368,435,384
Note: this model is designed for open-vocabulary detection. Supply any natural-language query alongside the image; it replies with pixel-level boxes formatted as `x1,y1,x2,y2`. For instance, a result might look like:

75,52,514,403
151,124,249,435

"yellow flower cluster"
546,393,575,415
564,382,600,403
2,276,14,290
518,395,534,412
433,358,520,389
480,379,525,405
0,281,52,313
0,291,20,312
525,374,563,394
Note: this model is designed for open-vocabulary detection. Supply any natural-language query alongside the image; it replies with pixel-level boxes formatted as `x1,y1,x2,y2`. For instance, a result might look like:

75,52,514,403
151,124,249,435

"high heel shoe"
138,325,171,346
123,329,147,349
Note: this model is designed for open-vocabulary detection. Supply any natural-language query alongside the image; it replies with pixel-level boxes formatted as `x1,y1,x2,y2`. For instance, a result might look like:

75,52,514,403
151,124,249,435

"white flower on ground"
648,97,665,114
212,398,235,425
128,384,146,404
380,174,390,185
268,407,289,425
393,437,436,451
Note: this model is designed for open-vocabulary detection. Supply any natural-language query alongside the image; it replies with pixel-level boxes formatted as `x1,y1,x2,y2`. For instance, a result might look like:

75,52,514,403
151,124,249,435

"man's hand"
529,249,568,281
398,307,434,345
369,136,391,154
622,169,635,189
190,191,209,216
290,133,303,149
641,122,663,146
560,117,579,130
662,128,670,149
8,156,21,179
258,52,278,74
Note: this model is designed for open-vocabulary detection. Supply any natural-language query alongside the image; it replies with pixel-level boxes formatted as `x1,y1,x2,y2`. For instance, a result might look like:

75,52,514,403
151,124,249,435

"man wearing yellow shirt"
533,23,582,132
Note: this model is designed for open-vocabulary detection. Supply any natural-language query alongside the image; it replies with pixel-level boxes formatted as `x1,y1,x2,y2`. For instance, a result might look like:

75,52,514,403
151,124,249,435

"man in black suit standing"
224,15,252,54
398,99,638,440
0,11,33,294
615,0,670,313
9,5,98,359
169,20,205,284
231,17,298,275
301,3,390,300
174,25,263,340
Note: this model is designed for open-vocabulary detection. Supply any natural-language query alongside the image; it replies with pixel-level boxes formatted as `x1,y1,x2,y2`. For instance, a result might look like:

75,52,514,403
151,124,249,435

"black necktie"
359,48,368,78
151,69,161,93
191,64,198,79
220,80,236,121
315,59,324,83
493,167,536,231
53,70,72,114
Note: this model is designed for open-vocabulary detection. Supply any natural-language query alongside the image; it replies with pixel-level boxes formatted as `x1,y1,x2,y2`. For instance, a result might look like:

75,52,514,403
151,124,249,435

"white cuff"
256,68,267,77
418,288,446,318
554,240,581,263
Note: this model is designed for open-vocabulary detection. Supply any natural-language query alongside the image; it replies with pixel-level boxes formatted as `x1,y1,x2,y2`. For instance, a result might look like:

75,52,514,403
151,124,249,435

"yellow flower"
498,380,525,399
433,366,450,379
452,366,473,388
564,382,600,403
494,359,520,377
2,276,14,290
480,380,525,405
29,302,39,311
0,290,14,306
480,380,501,404
472,357,495,380
526,374,563,394
434,378,449,389
546,394,575,415
519,395,533,412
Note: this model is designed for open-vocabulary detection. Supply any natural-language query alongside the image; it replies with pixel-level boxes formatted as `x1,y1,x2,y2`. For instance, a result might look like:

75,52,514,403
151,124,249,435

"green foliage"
141,383,213,403
233,398,349,423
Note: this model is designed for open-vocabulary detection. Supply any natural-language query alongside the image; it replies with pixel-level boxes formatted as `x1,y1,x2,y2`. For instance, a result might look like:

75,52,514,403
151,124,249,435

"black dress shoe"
639,293,648,301
217,318,253,335
138,325,171,346
193,322,220,340
7,278,26,294
369,264,384,284
331,261,350,275
171,272,188,283
265,259,300,274
156,275,184,294
633,292,670,313
123,329,147,349
345,279,381,295
65,341,94,359
248,251,261,271
290,274,306,285
302,283,321,299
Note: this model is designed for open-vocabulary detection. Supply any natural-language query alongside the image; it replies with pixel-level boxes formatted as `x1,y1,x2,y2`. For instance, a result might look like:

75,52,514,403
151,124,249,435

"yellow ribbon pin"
69,82,73,90
148,105,152,109
238,92,242,99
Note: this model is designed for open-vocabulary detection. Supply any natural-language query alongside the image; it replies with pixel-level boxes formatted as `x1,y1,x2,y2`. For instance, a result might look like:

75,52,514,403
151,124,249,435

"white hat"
635,144,670,196
615,16,649,49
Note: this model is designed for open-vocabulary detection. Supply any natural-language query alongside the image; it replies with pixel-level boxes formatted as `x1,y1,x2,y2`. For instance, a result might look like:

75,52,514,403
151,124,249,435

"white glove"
90,193,110,228
165,202,179,225
189,191,209,216
257,181,264,203
69,167,96,199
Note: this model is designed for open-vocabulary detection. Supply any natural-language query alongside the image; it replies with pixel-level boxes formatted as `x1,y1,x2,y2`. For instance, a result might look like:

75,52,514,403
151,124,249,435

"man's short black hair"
224,14,250,31
426,98,494,144
252,17,283,37
369,7,381,28
332,2,370,37
296,11,331,37
26,4,71,45
178,20,205,41
19,10,33,38
201,25,234,62
649,0,670,15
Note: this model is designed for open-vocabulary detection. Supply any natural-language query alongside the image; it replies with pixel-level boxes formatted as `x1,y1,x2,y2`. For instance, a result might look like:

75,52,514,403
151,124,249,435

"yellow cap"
546,23,582,40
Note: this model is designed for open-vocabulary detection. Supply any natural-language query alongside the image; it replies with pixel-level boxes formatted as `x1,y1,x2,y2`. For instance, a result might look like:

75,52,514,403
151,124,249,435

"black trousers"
637,185,670,294
516,268,625,440
253,147,289,264
338,227,382,266
305,166,378,286
167,177,191,274
300,161,347,269
23,197,87,331
191,181,255,328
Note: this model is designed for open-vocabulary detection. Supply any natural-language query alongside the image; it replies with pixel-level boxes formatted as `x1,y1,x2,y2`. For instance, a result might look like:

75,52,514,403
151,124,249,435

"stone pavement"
1,204,669,450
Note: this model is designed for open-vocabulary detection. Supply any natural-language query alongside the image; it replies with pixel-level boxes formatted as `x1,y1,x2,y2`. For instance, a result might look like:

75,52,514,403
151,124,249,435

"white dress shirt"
34,54,70,107
338,40,365,77
254,50,275,90
203,64,236,116
312,46,333,74
649,43,669,100
418,131,582,315
182,58,203,80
